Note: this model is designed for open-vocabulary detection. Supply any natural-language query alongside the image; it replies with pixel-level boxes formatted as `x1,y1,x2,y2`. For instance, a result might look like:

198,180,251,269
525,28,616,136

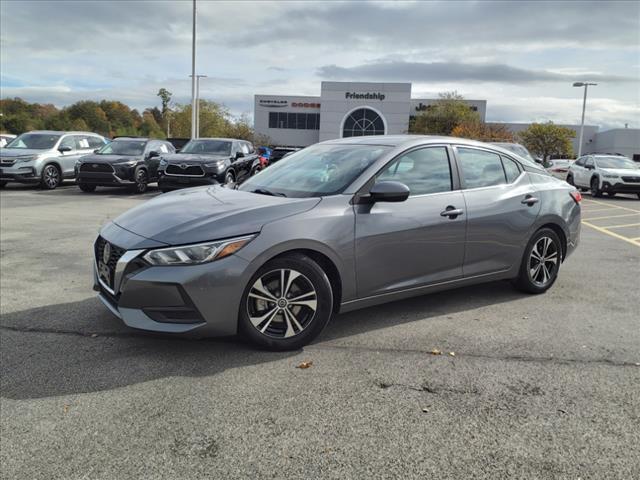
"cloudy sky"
1,0,639,129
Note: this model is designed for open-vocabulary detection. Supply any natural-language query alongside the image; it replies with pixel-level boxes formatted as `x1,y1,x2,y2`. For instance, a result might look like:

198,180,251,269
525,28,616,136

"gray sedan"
93,136,581,350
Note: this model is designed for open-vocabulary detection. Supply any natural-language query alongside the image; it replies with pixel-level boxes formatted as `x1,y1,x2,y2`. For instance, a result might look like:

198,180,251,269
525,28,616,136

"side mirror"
93,148,100,153
148,151,160,158
235,151,245,160
58,146,72,153
369,181,410,203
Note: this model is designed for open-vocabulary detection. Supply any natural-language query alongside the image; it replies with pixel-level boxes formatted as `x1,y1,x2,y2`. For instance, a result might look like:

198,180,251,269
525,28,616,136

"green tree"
157,88,172,116
409,91,481,136
451,121,515,142
518,122,575,160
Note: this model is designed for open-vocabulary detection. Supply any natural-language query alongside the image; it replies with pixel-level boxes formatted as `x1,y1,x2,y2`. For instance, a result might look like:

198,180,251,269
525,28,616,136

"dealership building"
254,81,639,161
254,81,486,147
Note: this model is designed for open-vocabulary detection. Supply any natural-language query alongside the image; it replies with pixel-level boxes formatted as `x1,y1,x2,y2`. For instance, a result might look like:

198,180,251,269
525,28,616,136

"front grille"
621,176,640,183
95,236,126,291
165,163,205,176
81,163,114,173
0,158,16,166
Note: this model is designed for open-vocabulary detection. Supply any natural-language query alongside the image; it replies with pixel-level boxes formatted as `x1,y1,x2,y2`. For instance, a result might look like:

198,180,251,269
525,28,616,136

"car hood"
600,168,640,176
112,185,321,245
0,148,49,158
80,154,141,164
162,153,230,163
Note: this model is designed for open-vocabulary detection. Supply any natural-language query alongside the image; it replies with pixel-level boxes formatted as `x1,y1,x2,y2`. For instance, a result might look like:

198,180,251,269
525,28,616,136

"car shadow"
0,280,524,400
1,182,162,199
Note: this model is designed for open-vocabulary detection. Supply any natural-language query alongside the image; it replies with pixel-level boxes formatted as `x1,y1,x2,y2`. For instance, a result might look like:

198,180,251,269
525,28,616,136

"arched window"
342,108,386,137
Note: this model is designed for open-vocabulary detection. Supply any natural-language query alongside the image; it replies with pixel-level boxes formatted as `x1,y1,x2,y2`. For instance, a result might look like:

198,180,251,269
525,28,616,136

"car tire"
566,174,574,186
131,168,148,194
40,164,61,190
238,253,333,351
605,191,616,197
513,228,562,294
590,177,602,197
224,171,235,188
0,181,7,188
79,183,96,192
251,166,262,176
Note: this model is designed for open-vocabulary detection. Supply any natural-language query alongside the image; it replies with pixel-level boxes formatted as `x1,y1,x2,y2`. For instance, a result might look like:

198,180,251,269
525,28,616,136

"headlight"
143,235,255,266
602,174,618,179
204,161,226,169
17,155,37,163
114,160,138,167
159,158,168,167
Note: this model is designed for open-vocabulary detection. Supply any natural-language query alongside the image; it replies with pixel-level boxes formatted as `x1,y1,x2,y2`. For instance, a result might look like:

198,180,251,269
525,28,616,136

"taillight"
569,190,582,204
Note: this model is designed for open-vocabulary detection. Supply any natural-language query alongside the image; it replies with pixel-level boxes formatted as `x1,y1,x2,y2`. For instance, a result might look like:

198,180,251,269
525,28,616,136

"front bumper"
76,165,136,186
158,170,224,190
0,165,40,183
601,181,640,194
94,224,250,337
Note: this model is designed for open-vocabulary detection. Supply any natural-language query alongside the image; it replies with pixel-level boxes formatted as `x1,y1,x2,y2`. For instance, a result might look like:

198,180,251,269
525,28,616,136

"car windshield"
239,144,390,198
596,156,638,169
97,140,146,156
181,139,232,155
5,133,61,150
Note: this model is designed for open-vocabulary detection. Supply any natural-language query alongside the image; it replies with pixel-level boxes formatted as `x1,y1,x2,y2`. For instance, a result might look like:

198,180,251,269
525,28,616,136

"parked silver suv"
0,131,108,189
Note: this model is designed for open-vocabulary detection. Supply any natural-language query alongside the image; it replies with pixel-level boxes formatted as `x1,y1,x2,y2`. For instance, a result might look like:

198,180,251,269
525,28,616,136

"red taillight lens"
569,191,582,204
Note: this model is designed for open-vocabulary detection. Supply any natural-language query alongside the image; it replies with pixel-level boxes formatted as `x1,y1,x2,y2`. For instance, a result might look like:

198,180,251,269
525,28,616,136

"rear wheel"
78,183,96,192
40,164,61,190
590,177,602,197
513,228,562,294
566,174,574,186
239,254,333,351
605,191,616,197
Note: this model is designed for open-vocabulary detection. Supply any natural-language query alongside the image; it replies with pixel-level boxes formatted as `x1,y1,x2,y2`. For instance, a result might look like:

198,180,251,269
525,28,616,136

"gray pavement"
1,183,639,479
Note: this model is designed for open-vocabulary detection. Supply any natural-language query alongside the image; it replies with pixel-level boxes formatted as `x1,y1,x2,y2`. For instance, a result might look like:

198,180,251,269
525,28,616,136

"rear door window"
457,147,507,188
501,156,521,183
59,136,76,151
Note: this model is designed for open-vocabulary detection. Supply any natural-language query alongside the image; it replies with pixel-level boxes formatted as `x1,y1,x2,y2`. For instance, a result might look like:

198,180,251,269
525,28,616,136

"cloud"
317,61,638,84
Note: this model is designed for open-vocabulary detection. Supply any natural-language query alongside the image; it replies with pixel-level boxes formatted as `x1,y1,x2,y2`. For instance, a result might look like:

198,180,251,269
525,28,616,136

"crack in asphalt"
2,325,638,369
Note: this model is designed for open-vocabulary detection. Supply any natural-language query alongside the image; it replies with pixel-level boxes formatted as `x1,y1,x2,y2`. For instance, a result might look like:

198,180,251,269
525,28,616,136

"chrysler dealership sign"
345,92,386,101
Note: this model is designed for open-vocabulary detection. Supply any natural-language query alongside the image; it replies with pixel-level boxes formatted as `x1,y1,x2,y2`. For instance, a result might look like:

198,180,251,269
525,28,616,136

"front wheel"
590,177,602,197
239,254,333,351
40,164,61,190
78,183,96,192
131,168,148,194
224,171,235,189
513,228,562,294
605,191,616,198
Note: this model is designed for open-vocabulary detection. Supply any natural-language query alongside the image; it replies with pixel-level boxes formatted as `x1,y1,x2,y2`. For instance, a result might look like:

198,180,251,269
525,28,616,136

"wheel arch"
537,222,567,261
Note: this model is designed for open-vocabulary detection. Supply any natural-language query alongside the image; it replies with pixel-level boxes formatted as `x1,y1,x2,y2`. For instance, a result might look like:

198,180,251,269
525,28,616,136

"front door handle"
521,195,539,206
440,206,464,218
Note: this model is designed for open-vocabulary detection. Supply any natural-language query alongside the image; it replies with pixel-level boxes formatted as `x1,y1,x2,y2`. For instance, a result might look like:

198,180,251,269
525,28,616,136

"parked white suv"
0,131,108,189
567,154,640,199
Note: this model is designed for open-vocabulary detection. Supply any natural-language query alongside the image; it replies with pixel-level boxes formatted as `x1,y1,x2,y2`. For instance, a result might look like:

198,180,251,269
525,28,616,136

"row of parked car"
0,130,301,192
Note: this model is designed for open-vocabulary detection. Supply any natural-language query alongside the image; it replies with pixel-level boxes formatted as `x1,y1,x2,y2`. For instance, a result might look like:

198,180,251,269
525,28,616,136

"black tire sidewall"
133,167,148,193
515,228,562,294
79,183,96,192
238,254,333,351
590,177,601,197
566,174,574,186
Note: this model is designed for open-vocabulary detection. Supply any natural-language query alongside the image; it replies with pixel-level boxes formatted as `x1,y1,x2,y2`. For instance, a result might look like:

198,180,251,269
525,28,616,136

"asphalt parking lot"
1,183,639,480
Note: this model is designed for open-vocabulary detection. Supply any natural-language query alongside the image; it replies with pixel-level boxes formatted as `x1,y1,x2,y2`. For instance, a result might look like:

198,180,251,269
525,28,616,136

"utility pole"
190,0,197,139
190,74,207,138
573,82,597,157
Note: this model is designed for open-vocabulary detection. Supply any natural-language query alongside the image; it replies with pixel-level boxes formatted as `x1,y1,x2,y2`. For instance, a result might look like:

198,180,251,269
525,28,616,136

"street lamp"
190,0,197,139
573,81,597,158
190,74,207,138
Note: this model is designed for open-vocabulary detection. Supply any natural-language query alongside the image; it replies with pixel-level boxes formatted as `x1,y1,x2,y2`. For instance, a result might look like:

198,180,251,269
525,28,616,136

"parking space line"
583,212,640,221
580,207,621,213
599,223,640,229
582,221,640,248
583,198,640,213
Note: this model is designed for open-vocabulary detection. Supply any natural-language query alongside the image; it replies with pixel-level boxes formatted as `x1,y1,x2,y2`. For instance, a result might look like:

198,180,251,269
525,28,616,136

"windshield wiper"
251,188,287,197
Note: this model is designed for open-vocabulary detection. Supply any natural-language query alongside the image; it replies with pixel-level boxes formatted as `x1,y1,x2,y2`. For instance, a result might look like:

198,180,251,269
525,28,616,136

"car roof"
193,137,244,142
321,134,507,149
22,130,104,135
112,137,151,141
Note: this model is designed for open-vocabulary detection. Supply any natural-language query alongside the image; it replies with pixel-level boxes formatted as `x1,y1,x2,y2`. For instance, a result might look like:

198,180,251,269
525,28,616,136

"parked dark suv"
75,137,175,193
157,138,258,192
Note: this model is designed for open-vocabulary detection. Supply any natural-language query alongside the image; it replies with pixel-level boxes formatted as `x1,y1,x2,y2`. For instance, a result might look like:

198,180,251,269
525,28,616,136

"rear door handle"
521,195,539,206
440,206,464,218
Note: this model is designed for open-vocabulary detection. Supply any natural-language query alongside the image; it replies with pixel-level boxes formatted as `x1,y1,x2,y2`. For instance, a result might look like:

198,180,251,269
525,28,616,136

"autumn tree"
410,91,481,136
518,122,575,160
451,121,515,142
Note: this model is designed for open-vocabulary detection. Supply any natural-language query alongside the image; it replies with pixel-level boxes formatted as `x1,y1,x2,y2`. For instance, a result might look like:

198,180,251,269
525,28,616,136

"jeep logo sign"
345,92,386,101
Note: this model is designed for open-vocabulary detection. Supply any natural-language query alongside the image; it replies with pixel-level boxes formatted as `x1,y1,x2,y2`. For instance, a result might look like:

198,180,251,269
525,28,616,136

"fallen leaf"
296,361,313,369
63,404,70,414
90,334,98,338
429,349,442,355
421,407,429,413
448,352,456,357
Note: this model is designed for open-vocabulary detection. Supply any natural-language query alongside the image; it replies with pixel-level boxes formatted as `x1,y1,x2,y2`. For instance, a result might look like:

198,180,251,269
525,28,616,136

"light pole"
573,82,597,158
190,0,197,139
190,74,207,138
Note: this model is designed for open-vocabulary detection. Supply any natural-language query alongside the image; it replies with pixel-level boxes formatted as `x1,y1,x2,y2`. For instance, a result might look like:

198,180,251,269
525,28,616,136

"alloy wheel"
224,172,235,188
43,165,60,189
135,170,148,193
528,236,558,287
246,269,318,338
